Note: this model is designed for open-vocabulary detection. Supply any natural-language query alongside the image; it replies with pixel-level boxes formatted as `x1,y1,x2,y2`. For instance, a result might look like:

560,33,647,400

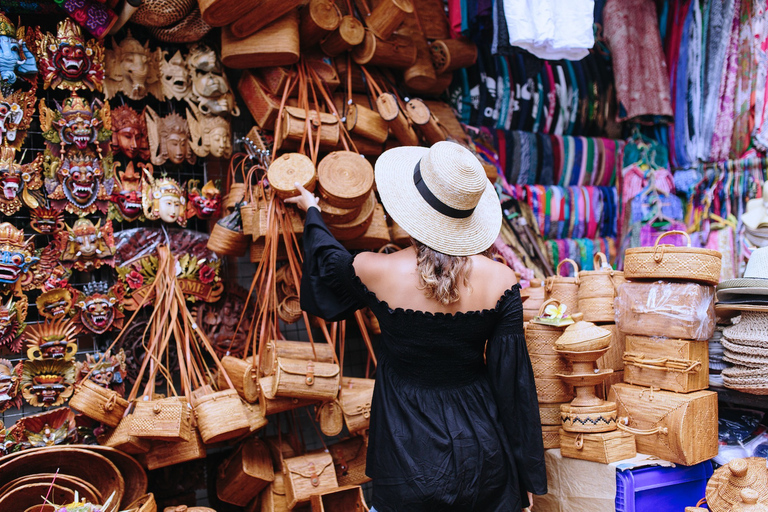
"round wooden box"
317,151,374,208
327,192,376,241
267,153,316,199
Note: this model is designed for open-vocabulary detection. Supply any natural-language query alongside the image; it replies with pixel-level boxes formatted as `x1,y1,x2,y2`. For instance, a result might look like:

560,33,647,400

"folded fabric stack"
716,246,768,394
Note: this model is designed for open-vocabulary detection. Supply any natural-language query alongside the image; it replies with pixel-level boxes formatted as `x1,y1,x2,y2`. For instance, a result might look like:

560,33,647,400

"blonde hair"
414,240,473,305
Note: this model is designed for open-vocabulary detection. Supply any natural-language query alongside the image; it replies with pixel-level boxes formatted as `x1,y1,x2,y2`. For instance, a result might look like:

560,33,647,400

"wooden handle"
556,258,580,283
654,230,691,248
593,252,609,270
617,416,668,436
537,298,561,317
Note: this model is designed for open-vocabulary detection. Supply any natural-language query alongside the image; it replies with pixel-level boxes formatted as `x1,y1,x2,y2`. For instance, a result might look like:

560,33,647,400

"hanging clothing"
502,0,595,60
710,0,742,161
602,0,674,122
300,208,547,512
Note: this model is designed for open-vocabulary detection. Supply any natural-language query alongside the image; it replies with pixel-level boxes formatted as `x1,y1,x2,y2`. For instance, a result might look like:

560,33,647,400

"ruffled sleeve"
300,207,366,321
486,286,548,498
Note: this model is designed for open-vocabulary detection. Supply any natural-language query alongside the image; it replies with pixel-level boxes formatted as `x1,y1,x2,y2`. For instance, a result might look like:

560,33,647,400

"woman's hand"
523,491,534,512
284,182,320,212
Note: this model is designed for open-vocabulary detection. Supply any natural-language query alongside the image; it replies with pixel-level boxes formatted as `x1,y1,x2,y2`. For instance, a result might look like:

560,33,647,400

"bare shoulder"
471,256,518,294
353,248,416,283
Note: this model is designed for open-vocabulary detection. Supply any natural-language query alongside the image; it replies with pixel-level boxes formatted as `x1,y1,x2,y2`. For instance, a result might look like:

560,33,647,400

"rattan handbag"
577,252,625,323
329,435,371,487
623,230,722,285
216,437,275,506
545,259,580,315
70,374,129,428
310,484,370,511
282,451,339,509
525,299,568,356
145,427,207,470
317,151,375,209
339,377,374,435
316,400,345,436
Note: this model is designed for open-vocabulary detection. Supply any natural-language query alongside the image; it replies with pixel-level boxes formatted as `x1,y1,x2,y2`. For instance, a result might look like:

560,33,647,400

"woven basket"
259,473,290,512
405,98,446,145
320,15,366,57
578,252,625,323
525,299,568,356
352,30,416,69
300,0,342,48
316,400,345,436
344,102,390,144
277,295,303,324
530,353,569,379
340,377,375,435
130,396,192,442
341,203,391,251
366,0,413,39
320,197,363,224
429,38,478,74
560,403,618,434
554,314,612,352
267,153,317,199
124,494,157,512
144,428,206,471
229,0,303,39
545,259,580,315
522,285,546,322
101,414,151,455
218,356,254,402
264,357,340,401
281,107,340,149
705,458,768,512
216,437,275,506
327,192,376,241
596,324,625,372
535,377,574,404
329,435,371,487
539,403,564,426
559,429,637,464
69,379,129,428
238,71,282,130
259,376,317,417
264,339,336,369
624,230,722,285
317,151,374,209
376,92,419,146
208,220,249,257
541,425,560,449
282,451,339,509
414,0,451,39
193,388,251,444
221,11,301,69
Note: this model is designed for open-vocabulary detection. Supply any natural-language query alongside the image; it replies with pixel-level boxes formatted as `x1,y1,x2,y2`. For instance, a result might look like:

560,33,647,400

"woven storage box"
327,192,376,241
216,437,275,506
101,415,151,454
623,335,709,393
577,252,625,323
283,451,339,509
70,379,129,428
560,403,618,434
596,324,625,372
317,151,374,209
535,377,574,404
193,388,251,444
145,428,206,470
310,484,368,512
623,230,722,285
329,435,371,487
530,353,569,379
616,281,716,341
340,377,375,435
545,259,581,315
352,30,416,69
525,299,568,356
542,425,560,449
539,403,565,426
609,383,718,466
130,396,192,442
221,11,301,69
559,429,636,464
267,153,317,199
522,284,545,323
238,71,281,129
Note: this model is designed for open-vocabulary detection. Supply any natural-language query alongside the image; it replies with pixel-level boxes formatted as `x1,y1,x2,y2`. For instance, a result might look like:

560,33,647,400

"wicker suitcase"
559,429,636,464
623,335,709,393
609,383,718,465
216,437,275,506
623,230,722,285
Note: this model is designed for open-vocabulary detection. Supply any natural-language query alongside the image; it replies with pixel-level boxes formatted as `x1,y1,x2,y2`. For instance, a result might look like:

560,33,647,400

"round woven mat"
317,151,374,208
267,153,316,198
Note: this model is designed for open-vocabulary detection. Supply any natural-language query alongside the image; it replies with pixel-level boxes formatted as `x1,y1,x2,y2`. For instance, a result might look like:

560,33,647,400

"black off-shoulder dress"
300,207,547,512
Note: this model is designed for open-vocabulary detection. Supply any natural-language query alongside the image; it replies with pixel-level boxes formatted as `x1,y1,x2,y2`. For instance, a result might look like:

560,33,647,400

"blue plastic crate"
615,461,714,512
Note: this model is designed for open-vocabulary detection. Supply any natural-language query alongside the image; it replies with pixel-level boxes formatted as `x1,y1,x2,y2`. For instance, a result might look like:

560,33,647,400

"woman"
286,141,546,511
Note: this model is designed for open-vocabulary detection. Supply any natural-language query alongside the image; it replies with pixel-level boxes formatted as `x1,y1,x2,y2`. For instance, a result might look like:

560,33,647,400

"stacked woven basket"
611,230,721,466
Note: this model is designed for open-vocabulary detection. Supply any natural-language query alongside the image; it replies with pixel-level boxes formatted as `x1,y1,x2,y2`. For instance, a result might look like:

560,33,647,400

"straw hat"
718,247,768,301
723,312,768,347
374,141,501,256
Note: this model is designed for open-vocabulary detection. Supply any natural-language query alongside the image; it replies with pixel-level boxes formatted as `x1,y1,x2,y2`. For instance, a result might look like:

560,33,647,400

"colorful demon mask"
0,147,42,216
72,281,124,335
30,204,66,234
0,87,35,148
0,13,37,85
36,18,104,92
0,359,21,413
104,30,163,101
161,49,191,101
20,358,76,407
36,286,75,320
109,161,146,222
0,223,37,288
145,106,195,166
78,349,127,395
110,105,148,160
39,92,111,155
187,105,233,159
26,318,78,361
141,171,187,226
45,146,113,216
58,218,116,271
20,407,72,448
186,179,221,219
0,295,27,353
186,42,239,117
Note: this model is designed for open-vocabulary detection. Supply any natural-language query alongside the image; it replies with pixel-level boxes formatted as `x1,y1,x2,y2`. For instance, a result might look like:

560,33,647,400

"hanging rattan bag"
216,437,275,507
525,299,569,356
339,377,374,435
329,435,371,487
262,357,340,401
317,151,374,209
577,252,625,323
545,259,580,315
282,451,339,510
316,400,345,436
70,374,129,428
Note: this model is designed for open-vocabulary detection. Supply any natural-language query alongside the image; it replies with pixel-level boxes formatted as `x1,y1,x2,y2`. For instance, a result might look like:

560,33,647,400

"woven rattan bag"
329,435,371,487
623,230,722,285
282,451,339,509
216,437,275,507
577,252,625,323
69,378,129,428
545,259,580,315
525,299,568,356
316,400,345,436
339,377,375,435
130,396,193,442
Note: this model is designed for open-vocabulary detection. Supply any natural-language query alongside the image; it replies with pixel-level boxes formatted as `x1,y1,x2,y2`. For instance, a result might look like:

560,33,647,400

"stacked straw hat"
716,247,768,394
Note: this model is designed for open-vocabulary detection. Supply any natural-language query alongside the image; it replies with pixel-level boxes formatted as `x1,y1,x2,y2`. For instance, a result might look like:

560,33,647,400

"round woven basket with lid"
554,313,612,352
317,151,375,209
706,458,768,512
327,192,377,241
267,153,316,199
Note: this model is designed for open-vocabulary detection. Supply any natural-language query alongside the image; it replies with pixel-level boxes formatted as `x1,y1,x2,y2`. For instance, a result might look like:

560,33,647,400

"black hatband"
413,161,475,219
